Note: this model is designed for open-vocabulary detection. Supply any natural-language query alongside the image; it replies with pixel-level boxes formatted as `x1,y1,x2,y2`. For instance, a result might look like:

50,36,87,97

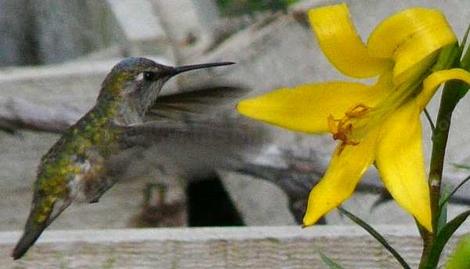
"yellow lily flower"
237,3,470,231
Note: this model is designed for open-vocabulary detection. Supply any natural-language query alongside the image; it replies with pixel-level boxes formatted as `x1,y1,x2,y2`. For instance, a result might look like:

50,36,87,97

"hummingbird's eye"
143,72,156,81
135,72,156,81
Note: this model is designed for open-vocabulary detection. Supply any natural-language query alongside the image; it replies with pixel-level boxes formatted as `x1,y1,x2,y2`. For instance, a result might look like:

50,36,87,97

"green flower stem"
431,82,463,225
419,80,464,269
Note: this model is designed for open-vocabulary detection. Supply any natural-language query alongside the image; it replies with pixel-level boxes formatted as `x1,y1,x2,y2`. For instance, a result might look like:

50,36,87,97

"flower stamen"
328,104,371,154
345,104,370,117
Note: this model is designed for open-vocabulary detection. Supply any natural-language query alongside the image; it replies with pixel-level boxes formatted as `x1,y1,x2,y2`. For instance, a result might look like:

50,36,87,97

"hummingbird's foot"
130,181,186,228
143,182,168,207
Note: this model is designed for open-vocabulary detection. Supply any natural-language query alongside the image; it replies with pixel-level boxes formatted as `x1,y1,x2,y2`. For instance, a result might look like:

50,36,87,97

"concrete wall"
0,0,171,66
31,0,123,64
0,0,37,66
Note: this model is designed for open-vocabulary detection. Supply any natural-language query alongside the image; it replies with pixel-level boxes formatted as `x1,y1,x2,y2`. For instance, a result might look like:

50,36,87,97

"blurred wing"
115,117,271,177
146,85,249,121
118,117,264,149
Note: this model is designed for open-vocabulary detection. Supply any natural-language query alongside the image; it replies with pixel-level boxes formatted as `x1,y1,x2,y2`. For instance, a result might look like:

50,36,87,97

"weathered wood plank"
1,225,469,268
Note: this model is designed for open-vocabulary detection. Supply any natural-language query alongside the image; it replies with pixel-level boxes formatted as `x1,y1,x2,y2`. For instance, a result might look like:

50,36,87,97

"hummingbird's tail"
12,219,48,259
12,197,71,259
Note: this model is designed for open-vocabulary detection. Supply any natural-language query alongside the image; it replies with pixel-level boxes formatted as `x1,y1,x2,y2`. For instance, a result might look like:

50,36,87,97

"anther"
345,104,370,118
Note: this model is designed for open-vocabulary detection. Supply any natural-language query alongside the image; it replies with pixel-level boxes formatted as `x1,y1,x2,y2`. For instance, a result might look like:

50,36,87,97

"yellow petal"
367,8,456,84
308,3,389,78
303,129,378,226
375,101,432,231
417,68,470,109
237,80,389,133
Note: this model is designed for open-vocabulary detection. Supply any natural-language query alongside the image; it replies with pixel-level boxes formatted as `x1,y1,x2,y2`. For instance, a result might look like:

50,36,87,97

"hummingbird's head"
98,57,234,121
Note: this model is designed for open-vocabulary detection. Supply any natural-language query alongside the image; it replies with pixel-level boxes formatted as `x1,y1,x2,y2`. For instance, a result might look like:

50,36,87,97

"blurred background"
0,0,469,242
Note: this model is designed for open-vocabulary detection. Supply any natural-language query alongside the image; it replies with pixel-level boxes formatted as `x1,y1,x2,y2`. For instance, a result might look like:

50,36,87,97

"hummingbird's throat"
328,104,371,154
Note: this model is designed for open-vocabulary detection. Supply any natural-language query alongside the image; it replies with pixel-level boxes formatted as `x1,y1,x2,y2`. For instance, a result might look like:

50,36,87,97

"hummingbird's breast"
37,106,123,202
67,149,109,202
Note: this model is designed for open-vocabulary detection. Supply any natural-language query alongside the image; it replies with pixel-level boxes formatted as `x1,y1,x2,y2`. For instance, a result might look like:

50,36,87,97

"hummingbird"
11,57,236,259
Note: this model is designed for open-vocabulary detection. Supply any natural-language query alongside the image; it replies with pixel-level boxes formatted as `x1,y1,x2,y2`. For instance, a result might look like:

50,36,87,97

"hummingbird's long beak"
169,62,235,76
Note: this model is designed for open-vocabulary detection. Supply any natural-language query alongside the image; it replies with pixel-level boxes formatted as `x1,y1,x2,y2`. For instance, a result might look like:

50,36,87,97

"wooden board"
1,225,469,268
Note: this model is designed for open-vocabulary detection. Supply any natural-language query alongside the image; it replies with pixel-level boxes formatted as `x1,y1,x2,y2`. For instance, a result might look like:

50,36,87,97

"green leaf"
319,252,346,269
437,185,450,234
458,23,470,55
425,210,470,268
460,23,470,71
451,163,470,170
445,234,470,269
432,42,470,98
432,43,460,72
452,79,470,99
424,108,435,131
439,175,470,210
337,207,411,269
215,0,300,15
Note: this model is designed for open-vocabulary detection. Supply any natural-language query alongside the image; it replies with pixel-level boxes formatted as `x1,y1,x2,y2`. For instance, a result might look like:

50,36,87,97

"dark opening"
186,174,244,226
